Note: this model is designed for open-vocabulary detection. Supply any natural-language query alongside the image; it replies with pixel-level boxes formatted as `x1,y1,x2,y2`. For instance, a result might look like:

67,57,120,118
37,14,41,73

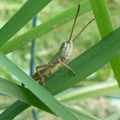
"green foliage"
0,0,51,47
0,0,120,120
0,0,91,54
105,112,120,120
0,53,82,120
1,25,120,119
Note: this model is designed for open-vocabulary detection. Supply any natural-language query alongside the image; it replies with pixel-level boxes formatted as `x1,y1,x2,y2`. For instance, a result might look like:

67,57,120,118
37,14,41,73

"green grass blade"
57,81,120,102
1,26,120,119
0,53,79,120
0,78,100,120
0,0,91,54
90,0,113,37
111,56,120,86
0,0,51,47
0,101,29,120
90,0,120,86
105,112,120,120
0,77,54,114
68,106,100,120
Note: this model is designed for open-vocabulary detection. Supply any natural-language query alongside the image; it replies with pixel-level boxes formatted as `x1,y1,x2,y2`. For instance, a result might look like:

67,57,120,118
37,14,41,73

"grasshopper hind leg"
58,59,75,75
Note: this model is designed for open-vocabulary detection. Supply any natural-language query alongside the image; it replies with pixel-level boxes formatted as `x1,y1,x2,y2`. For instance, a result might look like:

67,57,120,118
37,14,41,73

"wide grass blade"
90,0,120,86
1,26,120,119
0,0,91,54
0,0,51,47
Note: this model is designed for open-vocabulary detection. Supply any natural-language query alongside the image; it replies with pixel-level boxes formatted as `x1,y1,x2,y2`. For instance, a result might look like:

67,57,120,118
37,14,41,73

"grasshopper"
32,4,95,85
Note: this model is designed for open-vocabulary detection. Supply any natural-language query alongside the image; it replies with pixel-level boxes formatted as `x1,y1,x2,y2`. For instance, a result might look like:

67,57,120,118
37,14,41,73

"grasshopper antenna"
72,18,95,42
68,4,80,41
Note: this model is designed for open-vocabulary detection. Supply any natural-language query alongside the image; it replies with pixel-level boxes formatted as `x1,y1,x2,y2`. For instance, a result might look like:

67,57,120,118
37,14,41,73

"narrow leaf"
0,0,51,47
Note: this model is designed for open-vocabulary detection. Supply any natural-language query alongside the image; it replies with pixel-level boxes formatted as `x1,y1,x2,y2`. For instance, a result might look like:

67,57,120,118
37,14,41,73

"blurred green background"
0,0,120,119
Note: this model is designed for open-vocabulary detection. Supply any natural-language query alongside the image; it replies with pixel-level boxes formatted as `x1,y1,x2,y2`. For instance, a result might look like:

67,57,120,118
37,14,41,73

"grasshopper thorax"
59,40,73,63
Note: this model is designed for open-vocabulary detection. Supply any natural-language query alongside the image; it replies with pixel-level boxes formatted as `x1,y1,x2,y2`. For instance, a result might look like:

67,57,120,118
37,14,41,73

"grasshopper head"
60,40,73,63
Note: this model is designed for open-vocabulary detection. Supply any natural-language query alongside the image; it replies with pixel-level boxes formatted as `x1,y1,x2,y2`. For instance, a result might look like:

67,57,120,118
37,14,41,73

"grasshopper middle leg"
36,64,51,85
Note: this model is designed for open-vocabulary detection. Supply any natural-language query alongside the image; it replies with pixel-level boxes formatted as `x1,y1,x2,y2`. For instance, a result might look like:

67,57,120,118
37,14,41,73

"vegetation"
0,0,120,120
